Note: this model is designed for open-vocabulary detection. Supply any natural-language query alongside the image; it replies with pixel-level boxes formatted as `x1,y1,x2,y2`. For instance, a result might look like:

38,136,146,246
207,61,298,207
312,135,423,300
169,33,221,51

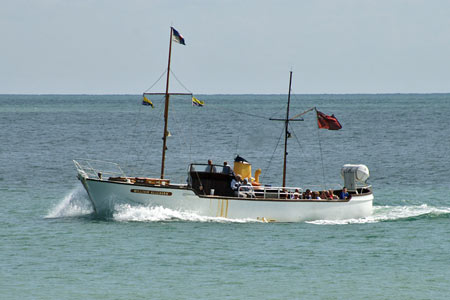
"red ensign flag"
316,110,342,130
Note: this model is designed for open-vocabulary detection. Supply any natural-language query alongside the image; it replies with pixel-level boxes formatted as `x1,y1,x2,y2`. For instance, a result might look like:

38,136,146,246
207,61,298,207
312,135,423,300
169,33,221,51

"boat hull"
80,177,373,222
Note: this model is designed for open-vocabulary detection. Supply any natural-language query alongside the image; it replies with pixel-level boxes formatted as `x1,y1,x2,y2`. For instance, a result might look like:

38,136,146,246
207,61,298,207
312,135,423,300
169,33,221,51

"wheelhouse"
188,163,235,196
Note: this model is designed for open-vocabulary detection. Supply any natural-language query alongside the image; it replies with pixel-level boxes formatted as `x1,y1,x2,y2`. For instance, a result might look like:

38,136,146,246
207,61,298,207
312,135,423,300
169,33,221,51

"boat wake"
306,204,450,225
46,186,93,218
112,204,258,223
48,189,449,224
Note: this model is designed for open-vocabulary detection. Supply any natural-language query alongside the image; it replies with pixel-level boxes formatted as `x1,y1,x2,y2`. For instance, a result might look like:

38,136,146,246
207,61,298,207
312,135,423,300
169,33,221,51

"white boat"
74,27,373,222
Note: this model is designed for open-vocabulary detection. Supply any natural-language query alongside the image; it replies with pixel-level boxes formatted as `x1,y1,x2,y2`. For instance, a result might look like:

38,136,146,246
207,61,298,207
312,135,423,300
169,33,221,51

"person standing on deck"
222,161,233,175
205,160,216,173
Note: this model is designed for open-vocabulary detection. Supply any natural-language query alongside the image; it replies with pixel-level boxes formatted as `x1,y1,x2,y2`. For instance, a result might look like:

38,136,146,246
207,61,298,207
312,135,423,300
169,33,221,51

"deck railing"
73,159,126,180
237,185,304,199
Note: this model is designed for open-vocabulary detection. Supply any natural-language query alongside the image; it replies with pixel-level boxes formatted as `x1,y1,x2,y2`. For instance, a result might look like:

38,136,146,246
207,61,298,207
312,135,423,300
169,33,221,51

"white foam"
47,191,450,225
306,204,450,225
113,204,258,223
46,186,93,218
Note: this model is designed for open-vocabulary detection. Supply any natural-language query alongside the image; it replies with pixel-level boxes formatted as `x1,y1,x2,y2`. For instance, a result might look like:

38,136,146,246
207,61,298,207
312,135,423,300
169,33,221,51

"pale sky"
1,0,449,94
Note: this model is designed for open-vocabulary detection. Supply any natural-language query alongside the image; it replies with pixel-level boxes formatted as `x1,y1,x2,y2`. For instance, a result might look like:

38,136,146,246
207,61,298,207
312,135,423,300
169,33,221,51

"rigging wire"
268,100,288,120
127,68,175,176
170,69,193,93
287,107,327,189
260,124,285,183
166,72,287,121
288,123,305,157
137,97,166,176
144,69,167,93
316,118,327,190
170,97,194,180
124,68,167,174
127,96,164,176
132,95,193,180
258,92,304,184
168,69,195,169
126,82,318,182
189,96,193,167
124,95,146,170
216,106,271,120
128,69,195,178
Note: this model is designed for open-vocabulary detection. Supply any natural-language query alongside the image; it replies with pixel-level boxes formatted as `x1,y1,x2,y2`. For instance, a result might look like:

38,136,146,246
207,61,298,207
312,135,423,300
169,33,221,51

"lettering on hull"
131,189,173,196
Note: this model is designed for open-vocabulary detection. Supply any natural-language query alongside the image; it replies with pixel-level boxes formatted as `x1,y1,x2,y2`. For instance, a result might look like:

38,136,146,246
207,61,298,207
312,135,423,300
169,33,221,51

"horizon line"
1,92,450,96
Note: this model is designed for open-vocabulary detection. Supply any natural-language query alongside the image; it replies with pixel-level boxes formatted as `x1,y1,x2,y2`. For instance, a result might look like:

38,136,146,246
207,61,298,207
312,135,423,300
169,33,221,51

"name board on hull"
131,189,173,196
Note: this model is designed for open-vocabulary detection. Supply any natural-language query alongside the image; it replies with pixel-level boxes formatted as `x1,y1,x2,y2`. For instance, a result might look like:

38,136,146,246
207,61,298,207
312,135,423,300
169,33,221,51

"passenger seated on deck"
340,187,351,200
239,178,255,198
230,175,242,196
291,189,300,199
204,159,217,173
312,191,321,200
328,189,338,200
222,161,233,175
303,189,312,199
320,191,328,199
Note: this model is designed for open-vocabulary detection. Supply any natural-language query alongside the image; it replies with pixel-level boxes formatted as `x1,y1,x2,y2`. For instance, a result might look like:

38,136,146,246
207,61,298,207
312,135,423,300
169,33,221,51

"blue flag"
172,27,186,45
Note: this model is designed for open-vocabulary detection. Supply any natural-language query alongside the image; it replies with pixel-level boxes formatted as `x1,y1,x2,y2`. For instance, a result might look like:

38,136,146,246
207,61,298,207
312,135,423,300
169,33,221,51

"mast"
282,71,293,187
160,27,173,179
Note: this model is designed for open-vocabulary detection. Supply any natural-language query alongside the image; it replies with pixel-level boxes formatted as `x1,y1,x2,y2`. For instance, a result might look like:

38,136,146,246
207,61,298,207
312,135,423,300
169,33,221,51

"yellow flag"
192,96,204,107
142,95,154,108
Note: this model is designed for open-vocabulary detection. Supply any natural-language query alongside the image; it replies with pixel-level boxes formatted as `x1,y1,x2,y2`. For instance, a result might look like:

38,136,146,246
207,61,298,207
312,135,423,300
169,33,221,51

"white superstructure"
74,160,373,222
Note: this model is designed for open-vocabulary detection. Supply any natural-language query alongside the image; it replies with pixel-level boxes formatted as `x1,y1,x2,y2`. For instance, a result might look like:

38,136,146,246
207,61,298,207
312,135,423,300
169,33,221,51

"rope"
215,105,271,120
260,124,285,182
124,68,167,174
124,96,146,170
142,98,166,174
194,170,207,196
134,97,165,176
144,69,167,93
170,69,193,93
288,124,305,157
170,98,194,180
269,101,288,120
315,110,326,190
169,70,194,168
189,97,193,164
134,95,193,180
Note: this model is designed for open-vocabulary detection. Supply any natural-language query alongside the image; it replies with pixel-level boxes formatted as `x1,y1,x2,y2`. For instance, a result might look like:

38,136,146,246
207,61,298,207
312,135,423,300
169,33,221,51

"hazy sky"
1,0,449,94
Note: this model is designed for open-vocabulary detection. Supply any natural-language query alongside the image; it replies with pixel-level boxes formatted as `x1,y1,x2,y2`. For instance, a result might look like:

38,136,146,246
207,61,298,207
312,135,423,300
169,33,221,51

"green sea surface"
1,94,449,299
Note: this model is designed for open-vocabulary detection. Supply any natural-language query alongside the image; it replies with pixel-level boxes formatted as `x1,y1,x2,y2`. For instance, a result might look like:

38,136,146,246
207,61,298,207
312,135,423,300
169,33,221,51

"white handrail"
73,159,126,179
237,185,304,199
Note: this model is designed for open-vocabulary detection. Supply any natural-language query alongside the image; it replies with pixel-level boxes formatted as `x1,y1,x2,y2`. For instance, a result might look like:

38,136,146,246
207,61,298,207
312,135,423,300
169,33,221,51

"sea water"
1,94,449,299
